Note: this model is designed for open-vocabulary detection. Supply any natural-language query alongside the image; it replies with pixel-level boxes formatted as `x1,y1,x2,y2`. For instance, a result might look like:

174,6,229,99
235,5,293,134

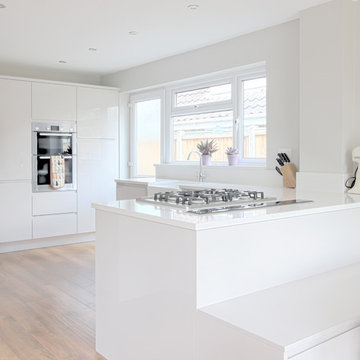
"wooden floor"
0,242,105,360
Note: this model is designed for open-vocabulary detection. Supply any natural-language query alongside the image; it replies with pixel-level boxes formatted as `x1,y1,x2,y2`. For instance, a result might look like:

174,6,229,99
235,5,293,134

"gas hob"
138,188,276,210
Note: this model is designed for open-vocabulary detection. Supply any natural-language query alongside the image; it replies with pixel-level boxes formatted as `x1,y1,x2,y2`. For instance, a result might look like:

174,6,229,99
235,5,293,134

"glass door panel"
37,133,73,155
134,98,161,177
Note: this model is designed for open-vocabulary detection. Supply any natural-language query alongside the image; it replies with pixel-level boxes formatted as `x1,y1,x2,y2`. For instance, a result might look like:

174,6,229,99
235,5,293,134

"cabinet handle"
39,133,73,137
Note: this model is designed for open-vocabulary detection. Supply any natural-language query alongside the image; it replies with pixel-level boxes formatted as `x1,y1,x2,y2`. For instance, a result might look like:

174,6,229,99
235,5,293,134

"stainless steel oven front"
32,122,77,192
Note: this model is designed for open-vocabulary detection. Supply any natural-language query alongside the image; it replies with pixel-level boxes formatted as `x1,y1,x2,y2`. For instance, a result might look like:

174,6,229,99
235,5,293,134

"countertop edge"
92,202,198,230
92,201,360,231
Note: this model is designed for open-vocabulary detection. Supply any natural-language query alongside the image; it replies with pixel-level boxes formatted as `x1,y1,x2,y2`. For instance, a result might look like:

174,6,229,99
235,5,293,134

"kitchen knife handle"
276,158,284,167
278,153,286,162
275,166,283,176
283,153,291,163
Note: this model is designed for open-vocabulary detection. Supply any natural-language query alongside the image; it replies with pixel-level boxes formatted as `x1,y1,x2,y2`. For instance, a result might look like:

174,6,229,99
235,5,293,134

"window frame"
236,72,267,166
129,89,165,178
168,67,267,165
170,77,234,115
128,65,267,175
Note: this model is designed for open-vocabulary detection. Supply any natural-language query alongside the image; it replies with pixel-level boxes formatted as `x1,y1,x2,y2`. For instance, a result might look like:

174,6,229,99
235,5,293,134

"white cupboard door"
0,79,31,180
77,87,118,138
32,82,76,121
291,327,360,360
78,139,118,233
0,182,32,243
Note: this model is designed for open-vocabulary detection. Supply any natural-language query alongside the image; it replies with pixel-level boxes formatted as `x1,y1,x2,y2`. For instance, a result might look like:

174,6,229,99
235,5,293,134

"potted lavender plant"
197,139,218,165
225,147,240,166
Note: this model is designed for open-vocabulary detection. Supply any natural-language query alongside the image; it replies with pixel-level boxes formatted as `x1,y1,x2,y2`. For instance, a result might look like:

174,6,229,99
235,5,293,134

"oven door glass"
37,156,73,186
37,133,73,156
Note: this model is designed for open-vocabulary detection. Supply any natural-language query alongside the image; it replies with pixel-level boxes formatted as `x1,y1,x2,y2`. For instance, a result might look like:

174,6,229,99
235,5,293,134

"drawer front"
33,191,77,215
33,213,77,239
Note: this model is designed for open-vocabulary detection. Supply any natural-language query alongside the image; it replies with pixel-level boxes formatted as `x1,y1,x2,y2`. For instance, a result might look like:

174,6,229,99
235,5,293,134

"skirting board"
0,232,96,254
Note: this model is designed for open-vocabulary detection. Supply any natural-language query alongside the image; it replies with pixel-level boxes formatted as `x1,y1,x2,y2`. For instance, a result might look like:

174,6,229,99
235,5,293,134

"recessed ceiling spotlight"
58,60,67,64
88,47,97,51
187,4,199,10
128,31,138,36
0,4,6,8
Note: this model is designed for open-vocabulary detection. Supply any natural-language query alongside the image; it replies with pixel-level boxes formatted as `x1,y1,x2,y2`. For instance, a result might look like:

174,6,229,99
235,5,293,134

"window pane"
173,111,233,162
135,99,161,176
175,84,231,108
243,78,266,159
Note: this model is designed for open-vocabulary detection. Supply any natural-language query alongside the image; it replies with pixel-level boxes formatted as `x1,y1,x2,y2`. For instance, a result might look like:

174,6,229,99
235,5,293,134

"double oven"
32,122,77,192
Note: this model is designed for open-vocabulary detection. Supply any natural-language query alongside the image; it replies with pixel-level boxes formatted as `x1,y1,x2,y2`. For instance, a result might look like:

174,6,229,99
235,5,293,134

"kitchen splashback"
155,164,282,188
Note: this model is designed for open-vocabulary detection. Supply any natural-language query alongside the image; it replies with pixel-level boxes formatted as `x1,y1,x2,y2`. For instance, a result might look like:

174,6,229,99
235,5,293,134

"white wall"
102,21,300,183
0,61,101,85
298,0,360,191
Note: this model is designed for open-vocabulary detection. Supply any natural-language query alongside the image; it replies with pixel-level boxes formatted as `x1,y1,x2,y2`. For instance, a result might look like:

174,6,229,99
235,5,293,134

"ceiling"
0,0,331,75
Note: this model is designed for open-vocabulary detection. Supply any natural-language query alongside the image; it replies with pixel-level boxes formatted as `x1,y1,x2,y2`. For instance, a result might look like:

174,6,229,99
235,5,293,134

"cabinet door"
32,82,76,121
78,139,118,233
0,79,31,180
77,87,118,138
0,182,32,243
291,327,360,360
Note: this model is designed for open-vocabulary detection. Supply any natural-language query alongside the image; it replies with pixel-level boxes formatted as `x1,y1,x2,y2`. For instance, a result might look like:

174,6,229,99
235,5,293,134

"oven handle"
38,133,73,137
38,155,73,159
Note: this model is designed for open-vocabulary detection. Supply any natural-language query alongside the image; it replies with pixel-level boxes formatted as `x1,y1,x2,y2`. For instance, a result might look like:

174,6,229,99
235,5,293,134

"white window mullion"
129,101,137,177
232,76,239,150
237,77,245,161
165,87,173,163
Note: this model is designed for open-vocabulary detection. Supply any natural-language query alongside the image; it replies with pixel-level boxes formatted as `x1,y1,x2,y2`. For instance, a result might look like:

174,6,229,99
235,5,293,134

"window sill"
157,161,266,169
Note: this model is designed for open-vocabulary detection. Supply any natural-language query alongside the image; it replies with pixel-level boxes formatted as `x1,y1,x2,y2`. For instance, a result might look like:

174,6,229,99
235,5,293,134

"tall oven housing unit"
32,122,77,192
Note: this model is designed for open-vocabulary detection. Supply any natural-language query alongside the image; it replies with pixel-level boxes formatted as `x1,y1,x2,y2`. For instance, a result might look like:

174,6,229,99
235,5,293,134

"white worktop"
200,262,360,357
115,177,179,188
95,179,360,230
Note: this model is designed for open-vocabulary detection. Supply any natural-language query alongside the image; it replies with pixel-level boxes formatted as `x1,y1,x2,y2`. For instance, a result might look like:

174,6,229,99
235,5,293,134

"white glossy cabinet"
32,82,76,121
0,79,31,180
77,87,118,138
33,213,77,239
0,182,32,243
32,191,77,216
77,139,117,233
77,87,118,233
291,327,360,360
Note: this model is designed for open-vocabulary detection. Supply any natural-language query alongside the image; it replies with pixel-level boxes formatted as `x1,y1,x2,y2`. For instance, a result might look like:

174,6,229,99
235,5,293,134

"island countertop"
93,185,360,230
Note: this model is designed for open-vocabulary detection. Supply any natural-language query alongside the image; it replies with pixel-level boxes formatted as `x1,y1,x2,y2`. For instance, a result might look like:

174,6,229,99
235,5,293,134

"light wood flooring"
0,242,105,360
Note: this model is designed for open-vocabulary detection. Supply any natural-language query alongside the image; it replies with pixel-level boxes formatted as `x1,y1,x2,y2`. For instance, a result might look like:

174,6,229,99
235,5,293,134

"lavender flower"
225,147,239,155
197,139,218,156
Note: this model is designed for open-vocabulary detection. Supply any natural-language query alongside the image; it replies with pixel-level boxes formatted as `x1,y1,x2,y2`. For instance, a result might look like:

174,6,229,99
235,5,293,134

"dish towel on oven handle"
50,155,65,189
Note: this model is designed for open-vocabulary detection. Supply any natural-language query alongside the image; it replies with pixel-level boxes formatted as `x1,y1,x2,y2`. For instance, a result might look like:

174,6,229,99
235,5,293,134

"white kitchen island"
93,188,360,360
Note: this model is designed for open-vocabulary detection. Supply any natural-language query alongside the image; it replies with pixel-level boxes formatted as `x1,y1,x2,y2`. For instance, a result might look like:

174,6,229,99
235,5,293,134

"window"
130,92,163,177
173,111,233,162
242,78,267,159
170,68,267,164
129,65,266,173
175,83,232,108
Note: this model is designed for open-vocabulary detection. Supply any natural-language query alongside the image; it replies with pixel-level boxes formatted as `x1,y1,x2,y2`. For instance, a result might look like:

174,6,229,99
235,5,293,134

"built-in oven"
32,122,77,192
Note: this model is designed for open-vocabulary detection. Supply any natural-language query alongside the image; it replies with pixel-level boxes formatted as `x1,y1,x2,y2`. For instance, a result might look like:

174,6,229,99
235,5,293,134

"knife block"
280,163,297,188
